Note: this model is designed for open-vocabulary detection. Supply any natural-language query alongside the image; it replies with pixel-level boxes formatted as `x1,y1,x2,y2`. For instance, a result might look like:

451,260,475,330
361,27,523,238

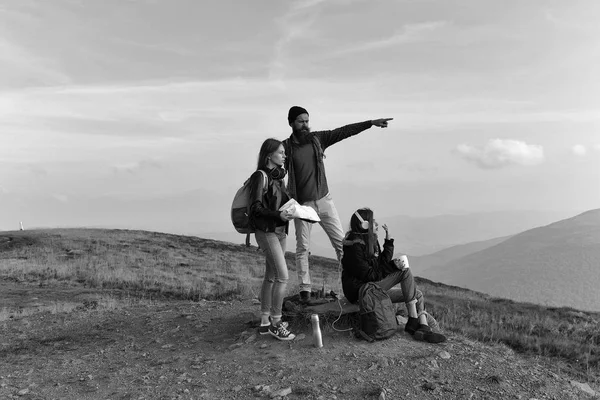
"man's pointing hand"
371,118,393,128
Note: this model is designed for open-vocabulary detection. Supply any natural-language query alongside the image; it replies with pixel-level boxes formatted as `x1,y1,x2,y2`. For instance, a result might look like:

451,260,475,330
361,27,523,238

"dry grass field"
0,228,598,399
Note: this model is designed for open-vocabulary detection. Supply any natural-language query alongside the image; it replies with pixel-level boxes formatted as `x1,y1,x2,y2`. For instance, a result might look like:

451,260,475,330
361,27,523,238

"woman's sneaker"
259,320,288,335
269,322,296,341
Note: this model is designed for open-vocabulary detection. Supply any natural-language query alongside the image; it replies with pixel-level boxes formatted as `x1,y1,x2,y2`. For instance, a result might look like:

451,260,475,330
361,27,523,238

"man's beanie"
288,106,309,124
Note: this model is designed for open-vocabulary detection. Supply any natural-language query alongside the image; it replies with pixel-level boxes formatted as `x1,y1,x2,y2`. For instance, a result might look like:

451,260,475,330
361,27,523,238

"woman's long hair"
348,208,376,257
257,138,283,171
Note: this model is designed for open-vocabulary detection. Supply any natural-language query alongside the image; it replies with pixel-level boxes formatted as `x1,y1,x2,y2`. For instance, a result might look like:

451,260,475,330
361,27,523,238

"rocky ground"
0,281,598,400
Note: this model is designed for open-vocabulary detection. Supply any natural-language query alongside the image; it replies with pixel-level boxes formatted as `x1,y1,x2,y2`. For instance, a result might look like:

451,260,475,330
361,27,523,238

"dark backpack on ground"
356,282,397,341
231,170,268,234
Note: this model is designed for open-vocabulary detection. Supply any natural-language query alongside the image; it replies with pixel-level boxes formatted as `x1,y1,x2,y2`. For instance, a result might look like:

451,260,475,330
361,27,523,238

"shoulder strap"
259,170,268,193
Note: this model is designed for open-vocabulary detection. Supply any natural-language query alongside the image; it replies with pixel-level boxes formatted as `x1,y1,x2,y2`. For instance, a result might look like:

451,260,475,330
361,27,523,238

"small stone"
570,380,596,396
261,385,272,393
245,334,257,343
228,343,243,350
430,359,439,369
295,333,306,341
422,382,436,391
438,351,451,359
270,387,292,398
260,343,269,349
232,385,242,392
17,389,30,396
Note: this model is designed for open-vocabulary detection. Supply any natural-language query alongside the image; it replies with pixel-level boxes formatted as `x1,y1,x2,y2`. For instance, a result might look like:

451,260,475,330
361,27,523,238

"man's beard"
293,127,312,145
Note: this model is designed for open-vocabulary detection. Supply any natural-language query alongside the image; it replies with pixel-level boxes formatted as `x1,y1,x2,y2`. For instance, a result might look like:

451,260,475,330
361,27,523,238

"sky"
1,0,599,235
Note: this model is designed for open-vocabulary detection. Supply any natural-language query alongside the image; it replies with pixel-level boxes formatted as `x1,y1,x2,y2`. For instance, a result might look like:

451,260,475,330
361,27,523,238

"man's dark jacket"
282,121,372,201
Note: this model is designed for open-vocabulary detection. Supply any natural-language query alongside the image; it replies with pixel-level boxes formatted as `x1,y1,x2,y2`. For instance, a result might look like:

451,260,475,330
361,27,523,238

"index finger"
383,118,393,121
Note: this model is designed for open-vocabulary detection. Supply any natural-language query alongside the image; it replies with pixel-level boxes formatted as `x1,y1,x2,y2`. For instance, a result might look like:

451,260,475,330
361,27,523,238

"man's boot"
299,291,311,304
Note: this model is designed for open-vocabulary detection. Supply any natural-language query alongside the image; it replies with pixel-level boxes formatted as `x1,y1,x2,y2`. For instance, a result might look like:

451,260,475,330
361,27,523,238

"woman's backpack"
231,170,268,234
356,282,397,341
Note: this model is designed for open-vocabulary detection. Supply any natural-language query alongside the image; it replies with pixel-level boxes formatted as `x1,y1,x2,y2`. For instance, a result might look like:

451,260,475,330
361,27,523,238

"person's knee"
296,240,310,254
400,266,414,280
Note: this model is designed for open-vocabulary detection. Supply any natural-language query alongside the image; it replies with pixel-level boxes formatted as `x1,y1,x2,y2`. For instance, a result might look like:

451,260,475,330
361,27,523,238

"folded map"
278,199,321,223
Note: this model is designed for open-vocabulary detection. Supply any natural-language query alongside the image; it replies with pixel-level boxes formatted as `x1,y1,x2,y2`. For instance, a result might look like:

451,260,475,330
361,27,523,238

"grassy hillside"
0,228,340,301
425,209,600,312
1,228,599,382
410,235,511,272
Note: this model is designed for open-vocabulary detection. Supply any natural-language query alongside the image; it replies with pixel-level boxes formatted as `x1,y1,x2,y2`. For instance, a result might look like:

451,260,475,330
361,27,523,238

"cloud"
16,164,49,177
455,139,544,169
333,21,448,56
346,161,376,170
112,159,162,174
269,2,324,83
0,38,71,89
544,9,599,33
52,193,69,203
572,144,587,156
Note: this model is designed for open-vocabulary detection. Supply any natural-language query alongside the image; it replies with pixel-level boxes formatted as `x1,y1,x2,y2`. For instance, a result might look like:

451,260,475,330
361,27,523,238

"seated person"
341,207,446,344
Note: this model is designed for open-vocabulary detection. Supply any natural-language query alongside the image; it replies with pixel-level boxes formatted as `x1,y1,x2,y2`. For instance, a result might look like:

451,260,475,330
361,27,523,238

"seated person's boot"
413,324,447,344
404,317,420,335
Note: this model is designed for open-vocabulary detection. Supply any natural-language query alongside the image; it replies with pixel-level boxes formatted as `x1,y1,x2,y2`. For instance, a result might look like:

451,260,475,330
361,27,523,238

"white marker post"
19,221,24,231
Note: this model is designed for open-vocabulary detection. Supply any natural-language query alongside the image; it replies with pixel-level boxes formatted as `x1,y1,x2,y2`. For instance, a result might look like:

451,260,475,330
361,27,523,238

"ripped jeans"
255,227,289,319
374,267,424,313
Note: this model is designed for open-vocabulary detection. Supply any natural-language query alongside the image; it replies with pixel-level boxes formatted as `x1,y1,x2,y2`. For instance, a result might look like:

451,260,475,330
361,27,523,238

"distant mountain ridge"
308,209,577,257
420,209,600,312
410,235,512,272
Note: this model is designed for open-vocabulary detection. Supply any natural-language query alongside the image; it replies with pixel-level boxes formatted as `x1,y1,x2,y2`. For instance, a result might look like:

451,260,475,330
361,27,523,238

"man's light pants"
294,193,344,294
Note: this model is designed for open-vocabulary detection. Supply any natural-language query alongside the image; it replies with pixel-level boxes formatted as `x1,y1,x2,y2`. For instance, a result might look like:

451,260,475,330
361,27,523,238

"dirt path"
0,281,596,400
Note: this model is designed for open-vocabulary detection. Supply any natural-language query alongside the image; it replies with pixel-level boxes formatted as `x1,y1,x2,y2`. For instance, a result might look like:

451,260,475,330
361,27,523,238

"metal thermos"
311,314,323,348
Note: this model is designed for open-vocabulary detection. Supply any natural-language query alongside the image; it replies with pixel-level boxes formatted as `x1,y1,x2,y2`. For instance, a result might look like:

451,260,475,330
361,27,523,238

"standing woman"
249,138,296,341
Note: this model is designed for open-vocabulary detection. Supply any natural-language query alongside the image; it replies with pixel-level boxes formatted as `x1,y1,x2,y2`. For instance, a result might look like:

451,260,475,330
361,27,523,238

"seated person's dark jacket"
248,169,289,233
341,233,398,303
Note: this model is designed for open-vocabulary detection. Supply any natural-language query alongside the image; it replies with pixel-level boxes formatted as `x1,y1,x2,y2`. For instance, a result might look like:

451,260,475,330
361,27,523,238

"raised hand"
382,223,390,240
371,118,393,128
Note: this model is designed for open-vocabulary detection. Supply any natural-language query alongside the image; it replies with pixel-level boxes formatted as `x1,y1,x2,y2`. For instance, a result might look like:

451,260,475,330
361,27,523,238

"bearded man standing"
282,106,392,303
